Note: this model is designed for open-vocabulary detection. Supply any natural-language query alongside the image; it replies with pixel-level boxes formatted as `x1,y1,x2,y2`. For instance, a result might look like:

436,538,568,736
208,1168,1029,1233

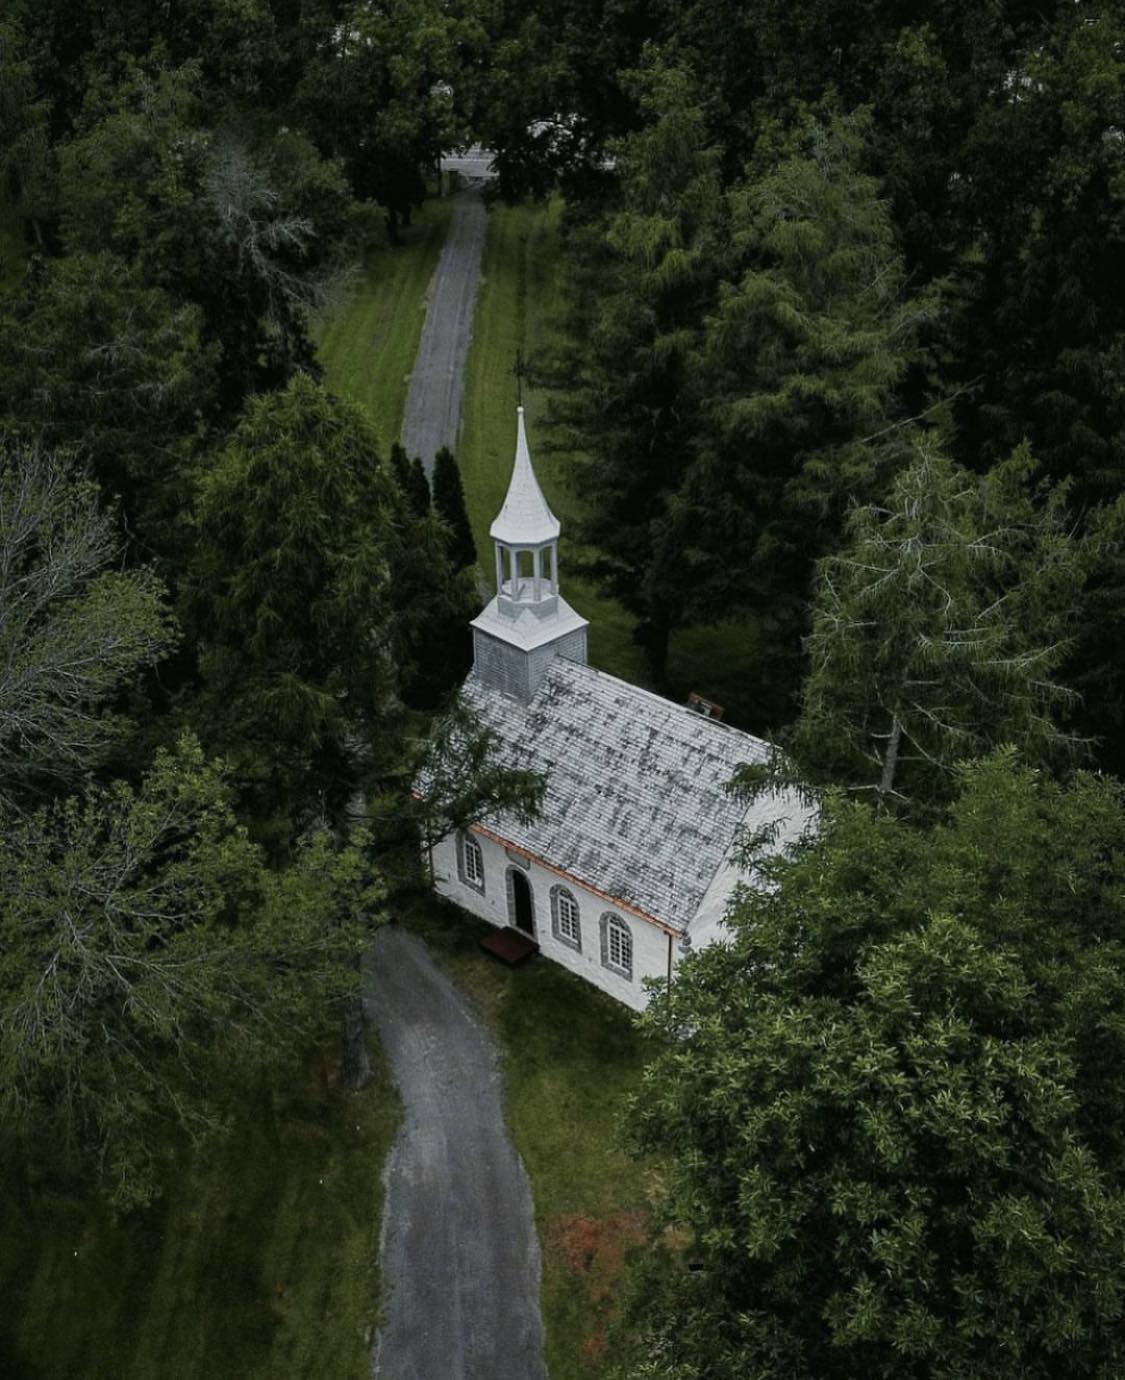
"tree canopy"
629,754,1125,1379
787,440,1086,806
0,735,374,1208
0,441,174,809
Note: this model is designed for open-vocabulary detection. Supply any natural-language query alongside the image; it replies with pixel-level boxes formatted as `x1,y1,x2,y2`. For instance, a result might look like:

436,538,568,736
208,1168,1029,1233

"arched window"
458,831,485,892
550,886,582,951
600,912,633,980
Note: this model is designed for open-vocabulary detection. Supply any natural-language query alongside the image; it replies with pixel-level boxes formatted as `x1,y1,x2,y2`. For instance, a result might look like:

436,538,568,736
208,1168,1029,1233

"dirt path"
400,181,488,476
364,928,548,1380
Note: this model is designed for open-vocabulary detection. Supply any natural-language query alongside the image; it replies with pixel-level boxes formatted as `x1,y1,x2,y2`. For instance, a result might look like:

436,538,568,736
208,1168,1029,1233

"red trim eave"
467,820,683,938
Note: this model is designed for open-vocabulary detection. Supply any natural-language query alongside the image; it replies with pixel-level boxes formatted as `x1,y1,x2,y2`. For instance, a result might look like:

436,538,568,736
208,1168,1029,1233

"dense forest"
3,0,1125,1376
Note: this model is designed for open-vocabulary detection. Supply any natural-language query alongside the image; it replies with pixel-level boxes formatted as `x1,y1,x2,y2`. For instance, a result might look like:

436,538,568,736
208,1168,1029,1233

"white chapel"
427,408,814,1010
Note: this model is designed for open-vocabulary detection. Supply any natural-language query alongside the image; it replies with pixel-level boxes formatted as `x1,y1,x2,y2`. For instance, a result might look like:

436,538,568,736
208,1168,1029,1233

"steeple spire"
469,407,588,701
490,407,560,546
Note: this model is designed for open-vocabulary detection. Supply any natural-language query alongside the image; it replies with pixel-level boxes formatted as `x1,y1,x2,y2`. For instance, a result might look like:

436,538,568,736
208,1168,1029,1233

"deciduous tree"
412,693,546,873
0,735,375,1207
0,442,174,809
629,754,1125,1380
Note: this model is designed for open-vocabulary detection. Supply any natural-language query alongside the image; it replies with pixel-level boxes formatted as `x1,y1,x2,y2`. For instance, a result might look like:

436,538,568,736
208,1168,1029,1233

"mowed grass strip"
457,199,764,726
316,195,455,450
400,892,656,1380
0,1043,399,1380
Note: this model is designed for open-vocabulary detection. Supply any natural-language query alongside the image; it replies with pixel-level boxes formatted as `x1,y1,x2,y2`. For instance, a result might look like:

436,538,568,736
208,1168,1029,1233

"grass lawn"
0,1041,400,1380
315,195,455,452
399,889,658,1380
457,198,766,728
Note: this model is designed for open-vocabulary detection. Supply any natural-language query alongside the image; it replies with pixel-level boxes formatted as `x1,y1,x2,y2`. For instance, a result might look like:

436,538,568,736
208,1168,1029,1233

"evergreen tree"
557,60,723,679
390,441,431,516
0,253,218,562
784,439,1086,807
432,445,477,570
661,111,929,716
185,376,418,835
627,754,1125,1380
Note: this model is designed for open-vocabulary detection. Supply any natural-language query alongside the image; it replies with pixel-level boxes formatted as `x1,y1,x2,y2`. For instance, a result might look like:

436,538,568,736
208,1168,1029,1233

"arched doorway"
507,868,535,936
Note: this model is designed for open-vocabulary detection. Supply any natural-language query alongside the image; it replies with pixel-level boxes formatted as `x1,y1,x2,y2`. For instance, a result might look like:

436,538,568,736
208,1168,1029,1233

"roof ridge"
540,657,774,755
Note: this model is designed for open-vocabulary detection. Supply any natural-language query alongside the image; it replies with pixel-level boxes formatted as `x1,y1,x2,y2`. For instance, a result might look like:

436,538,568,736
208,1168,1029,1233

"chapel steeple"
470,407,588,701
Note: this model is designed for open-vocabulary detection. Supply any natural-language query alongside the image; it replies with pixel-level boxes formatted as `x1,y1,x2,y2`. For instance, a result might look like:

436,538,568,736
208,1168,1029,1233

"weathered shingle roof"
462,659,773,930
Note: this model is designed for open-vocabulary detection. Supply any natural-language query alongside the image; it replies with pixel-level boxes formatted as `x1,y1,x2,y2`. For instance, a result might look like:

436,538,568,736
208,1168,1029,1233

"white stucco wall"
431,830,674,1011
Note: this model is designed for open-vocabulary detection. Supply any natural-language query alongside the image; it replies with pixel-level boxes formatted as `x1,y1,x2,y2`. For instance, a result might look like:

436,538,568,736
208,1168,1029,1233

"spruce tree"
432,446,477,570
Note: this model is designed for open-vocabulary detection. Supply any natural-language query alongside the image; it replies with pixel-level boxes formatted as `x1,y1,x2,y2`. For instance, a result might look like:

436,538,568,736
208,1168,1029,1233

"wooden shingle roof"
462,659,777,930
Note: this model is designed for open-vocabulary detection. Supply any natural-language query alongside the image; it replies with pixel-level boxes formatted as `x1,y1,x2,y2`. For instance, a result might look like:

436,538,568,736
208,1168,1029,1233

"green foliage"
294,0,469,240
58,63,358,410
391,440,432,517
557,61,723,677
413,693,546,855
432,445,477,569
0,17,54,240
0,734,376,1208
628,754,1125,1379
670,111,925,604
956,10,1125,500
0,252,217,557
0,441,175,808
469,0,658,201
185,375,407,827
788,439,1086,805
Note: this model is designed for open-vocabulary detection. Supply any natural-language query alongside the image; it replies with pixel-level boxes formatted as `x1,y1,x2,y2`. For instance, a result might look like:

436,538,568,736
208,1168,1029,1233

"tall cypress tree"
390,441,431,516
432,446,477,570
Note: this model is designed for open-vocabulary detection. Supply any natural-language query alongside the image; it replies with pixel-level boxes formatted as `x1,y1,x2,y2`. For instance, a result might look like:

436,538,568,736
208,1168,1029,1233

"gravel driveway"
364,927,548,1380
400,182,488,476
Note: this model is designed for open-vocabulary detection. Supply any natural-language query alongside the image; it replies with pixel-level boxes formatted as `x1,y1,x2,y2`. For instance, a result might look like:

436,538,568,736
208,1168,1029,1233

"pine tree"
432,446,477,570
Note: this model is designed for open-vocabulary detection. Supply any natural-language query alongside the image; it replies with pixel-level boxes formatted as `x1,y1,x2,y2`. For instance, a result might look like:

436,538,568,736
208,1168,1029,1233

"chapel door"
510,869,535,935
